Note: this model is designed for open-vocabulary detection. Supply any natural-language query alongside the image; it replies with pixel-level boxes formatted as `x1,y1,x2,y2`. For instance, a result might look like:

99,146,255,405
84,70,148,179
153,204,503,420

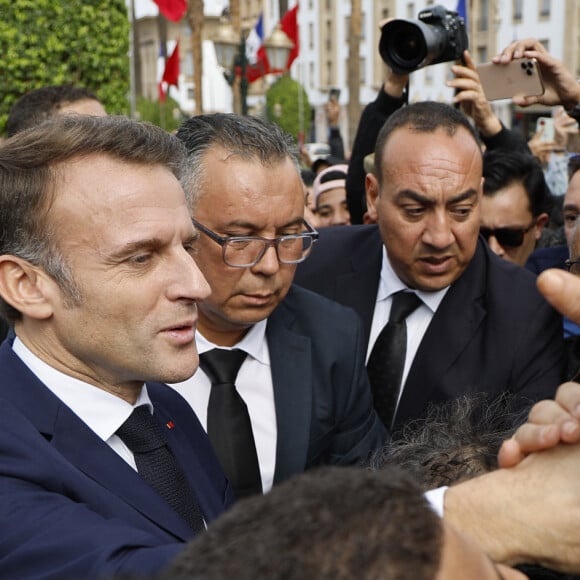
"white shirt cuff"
425,486,448,518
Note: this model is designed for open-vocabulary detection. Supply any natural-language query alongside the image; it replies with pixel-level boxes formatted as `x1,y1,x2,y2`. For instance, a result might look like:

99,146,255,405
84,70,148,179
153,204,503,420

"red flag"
162,40,180,87
245,5,299,83
245,47,269,83
153,0,187,22
158,81,167,103
280,4,299,69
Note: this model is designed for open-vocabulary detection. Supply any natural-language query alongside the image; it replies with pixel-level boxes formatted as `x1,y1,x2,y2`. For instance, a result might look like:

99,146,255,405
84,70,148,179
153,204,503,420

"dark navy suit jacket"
0,341,233,579
265,285,389,484
295,225,566,432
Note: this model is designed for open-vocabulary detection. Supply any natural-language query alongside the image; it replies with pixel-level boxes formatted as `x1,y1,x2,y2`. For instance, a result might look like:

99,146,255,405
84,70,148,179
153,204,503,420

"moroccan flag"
162,40,180,87
280,4,299,70
153,0,187,22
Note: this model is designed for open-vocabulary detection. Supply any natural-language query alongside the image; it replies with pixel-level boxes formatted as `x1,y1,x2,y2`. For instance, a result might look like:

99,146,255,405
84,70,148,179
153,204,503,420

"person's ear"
366,173,380,222
0,256,54,320
534,212,549,239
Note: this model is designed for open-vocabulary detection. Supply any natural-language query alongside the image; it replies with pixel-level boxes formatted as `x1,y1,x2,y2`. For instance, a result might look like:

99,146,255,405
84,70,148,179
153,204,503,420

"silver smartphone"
476,58,545,101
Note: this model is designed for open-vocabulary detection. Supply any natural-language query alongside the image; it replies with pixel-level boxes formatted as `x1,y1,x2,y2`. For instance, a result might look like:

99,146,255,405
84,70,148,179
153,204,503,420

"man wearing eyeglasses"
170,114,388,498
480,149,553,267
295,101,565,435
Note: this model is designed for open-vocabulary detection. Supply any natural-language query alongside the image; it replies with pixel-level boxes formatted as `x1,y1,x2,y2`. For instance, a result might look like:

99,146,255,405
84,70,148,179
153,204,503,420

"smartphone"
536,117,555,142
476,58,545,101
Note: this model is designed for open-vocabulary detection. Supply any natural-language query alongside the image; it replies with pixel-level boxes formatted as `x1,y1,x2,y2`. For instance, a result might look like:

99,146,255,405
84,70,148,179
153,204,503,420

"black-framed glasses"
565,258,580,275
192,218,319,268
479,220,536,248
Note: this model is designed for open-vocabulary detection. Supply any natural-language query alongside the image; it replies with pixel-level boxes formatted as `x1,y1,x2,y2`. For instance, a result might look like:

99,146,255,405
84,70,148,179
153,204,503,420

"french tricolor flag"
245,12,264,65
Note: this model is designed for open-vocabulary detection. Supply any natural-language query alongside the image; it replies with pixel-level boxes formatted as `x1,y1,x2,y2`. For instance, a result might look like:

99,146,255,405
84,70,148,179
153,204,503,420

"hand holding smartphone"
476,58,545,101
536,117,555,142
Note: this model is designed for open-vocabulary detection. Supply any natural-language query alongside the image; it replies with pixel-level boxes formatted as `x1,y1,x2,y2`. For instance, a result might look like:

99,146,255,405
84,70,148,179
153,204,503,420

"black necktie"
116,406,205,532
199,348,263,499
367,291,423,428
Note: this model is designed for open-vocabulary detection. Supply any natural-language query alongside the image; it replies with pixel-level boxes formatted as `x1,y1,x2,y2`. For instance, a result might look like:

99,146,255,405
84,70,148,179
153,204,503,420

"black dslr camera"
379,5,468,75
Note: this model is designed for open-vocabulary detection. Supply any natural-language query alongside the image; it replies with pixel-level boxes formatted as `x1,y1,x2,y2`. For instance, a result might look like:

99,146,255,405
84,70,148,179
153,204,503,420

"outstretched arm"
494,38,580,110
497,269,580,467
445,440,580,571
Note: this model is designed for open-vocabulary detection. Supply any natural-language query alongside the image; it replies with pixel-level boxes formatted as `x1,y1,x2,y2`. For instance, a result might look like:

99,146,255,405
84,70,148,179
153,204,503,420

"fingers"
461,49,476,70
494,38,546,63
511,94,541,107
498,423,560,470
497,438,526,468
537,269,580,325
554,382,580,420
498,383,580,469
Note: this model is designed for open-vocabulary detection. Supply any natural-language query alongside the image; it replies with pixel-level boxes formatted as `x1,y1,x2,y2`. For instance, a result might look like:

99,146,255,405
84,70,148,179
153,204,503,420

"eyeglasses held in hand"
479,221,536,248
192,219,319,268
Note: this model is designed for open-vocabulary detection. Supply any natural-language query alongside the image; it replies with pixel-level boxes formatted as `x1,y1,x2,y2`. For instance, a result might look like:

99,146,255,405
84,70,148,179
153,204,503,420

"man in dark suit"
170,114,388,496
295,101,565,434
0,115,233,578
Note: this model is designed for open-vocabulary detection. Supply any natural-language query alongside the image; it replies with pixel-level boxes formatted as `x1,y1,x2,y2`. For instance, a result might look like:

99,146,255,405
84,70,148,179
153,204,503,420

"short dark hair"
370,393,526,490
374,101,482,184
569,155,580,181
6,85,101,137
0,115,187,322
176,113,299,208
483,149,553,217
161,466,442,580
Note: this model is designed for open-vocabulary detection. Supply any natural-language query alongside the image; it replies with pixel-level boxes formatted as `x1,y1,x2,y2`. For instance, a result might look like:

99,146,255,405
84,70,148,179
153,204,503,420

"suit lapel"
334,229,383,346
267,289,313,484
395,242,488,425
0,343,193,540
51,406,194,540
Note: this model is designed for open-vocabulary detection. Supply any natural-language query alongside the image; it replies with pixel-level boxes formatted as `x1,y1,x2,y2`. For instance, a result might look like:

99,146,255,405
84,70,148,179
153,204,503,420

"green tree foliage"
266,75,312,144
0,0,130,135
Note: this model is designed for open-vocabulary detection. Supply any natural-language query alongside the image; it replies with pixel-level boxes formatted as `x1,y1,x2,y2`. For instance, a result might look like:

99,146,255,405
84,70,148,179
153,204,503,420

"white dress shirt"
367,246,450,412
12,337,152,471
170,319,278,493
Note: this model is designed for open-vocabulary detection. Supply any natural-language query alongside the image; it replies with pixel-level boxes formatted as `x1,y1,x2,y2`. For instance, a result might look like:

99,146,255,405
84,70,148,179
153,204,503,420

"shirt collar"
379,246,450,312
196,318,270,366
12,337,152,442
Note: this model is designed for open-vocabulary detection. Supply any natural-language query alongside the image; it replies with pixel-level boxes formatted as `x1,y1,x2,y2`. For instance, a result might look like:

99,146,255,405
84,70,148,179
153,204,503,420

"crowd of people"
2,35,580,580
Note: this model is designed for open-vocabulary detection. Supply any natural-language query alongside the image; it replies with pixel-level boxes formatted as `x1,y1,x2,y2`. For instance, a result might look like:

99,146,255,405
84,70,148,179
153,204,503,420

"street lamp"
213,17,294,116
263,24,294,72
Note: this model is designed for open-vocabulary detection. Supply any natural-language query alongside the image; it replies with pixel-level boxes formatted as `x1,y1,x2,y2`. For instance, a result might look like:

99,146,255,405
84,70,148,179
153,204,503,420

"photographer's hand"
494,38,580,110
448,50,502,137
553,105,579,150
383,66,409,99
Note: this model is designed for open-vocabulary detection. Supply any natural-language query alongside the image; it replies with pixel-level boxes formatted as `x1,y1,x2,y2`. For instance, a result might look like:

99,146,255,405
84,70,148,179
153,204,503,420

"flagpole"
297,58,304,146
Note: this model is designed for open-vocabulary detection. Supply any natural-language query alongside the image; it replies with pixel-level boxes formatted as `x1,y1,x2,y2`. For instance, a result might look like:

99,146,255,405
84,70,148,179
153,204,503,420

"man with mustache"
295,101,565,434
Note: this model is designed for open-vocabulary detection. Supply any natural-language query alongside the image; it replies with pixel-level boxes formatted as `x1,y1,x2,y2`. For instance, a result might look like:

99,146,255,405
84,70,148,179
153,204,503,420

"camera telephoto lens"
388,23,427,71
379,6,468,75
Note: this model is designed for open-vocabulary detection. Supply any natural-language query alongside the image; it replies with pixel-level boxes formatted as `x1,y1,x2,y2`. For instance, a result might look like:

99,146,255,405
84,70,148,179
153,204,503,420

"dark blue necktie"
116,406,205,532
200,348,263,499
367,291,422,428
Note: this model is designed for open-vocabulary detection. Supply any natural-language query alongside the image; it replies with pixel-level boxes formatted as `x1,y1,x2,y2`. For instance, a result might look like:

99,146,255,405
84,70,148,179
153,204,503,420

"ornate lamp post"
213,17,294,116
263,24,294,73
